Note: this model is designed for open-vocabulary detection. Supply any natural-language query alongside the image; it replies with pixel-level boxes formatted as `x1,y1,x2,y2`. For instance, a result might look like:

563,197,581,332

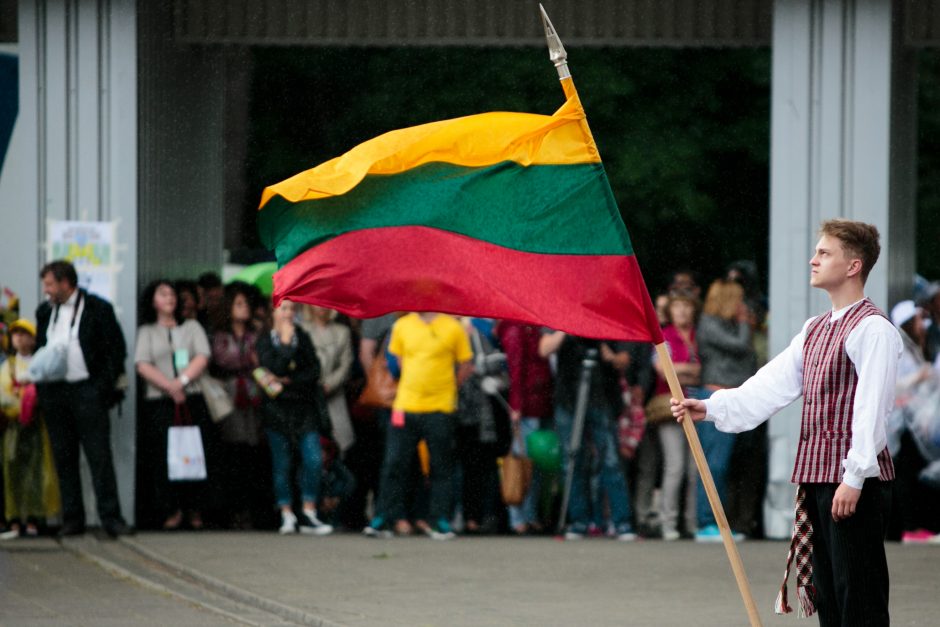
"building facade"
0,0,931,534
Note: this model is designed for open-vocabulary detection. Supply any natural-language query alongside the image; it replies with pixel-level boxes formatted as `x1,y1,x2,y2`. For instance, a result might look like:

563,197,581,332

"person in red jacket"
496,321,554,534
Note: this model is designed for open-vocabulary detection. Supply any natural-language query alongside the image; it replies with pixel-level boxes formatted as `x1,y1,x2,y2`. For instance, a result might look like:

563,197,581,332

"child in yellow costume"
0,319,61,538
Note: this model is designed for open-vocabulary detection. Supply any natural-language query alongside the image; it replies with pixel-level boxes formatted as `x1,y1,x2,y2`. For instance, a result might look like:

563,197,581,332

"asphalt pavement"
1,531,937,626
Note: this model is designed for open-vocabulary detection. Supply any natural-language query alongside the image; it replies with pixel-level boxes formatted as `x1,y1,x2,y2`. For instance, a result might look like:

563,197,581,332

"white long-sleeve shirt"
703,299,902,489
45,289,90,382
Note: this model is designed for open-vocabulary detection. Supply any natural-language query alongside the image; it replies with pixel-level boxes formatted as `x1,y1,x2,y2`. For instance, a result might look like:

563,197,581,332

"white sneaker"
662,529,680,542
279,511,298,535
299,510,333,536
426,518,456,541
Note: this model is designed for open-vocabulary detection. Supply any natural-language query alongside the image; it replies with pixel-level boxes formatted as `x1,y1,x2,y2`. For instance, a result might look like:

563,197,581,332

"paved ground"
1,532,938,626
0,537,238,626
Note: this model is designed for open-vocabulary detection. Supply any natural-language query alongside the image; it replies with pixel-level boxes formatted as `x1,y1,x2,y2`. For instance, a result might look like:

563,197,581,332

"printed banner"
47,221,118,302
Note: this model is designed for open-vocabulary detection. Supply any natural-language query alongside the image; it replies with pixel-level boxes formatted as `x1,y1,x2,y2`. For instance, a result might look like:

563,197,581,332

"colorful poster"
47,221,118,302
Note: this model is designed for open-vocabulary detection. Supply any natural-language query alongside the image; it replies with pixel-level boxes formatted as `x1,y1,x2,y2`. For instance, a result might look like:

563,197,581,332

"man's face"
179,290,198,320
809,235,859,290
670,273,694,292
205,287,224,310
41,273,74,305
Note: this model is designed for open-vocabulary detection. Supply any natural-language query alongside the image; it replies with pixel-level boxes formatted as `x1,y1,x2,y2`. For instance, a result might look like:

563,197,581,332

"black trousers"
137,396,221,527
803,480,891,627
455,424,499,526
40,380,124,528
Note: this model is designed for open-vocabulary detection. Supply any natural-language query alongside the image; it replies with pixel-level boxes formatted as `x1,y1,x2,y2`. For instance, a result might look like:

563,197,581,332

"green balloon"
526,429,562,473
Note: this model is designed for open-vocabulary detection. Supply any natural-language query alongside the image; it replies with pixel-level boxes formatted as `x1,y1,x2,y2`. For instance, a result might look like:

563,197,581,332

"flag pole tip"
539,4,571,80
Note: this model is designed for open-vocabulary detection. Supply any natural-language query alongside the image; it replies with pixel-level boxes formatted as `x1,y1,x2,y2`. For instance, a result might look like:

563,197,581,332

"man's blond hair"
819,219,881,283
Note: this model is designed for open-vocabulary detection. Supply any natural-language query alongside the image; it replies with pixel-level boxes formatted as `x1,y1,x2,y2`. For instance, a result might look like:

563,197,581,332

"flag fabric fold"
259,78,663,344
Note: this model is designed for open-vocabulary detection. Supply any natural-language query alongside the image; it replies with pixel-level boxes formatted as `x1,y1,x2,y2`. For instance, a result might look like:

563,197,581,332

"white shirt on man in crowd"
45,288,90,382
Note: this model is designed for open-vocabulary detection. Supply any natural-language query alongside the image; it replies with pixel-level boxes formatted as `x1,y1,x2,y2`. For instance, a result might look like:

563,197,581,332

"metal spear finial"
539,4,571,80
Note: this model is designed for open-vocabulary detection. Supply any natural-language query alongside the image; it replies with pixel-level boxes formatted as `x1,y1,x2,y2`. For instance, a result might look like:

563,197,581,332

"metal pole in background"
556,347,597,534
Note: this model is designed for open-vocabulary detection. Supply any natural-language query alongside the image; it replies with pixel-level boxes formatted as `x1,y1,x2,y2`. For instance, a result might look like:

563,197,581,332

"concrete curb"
118,536,345,627
60,537,265,627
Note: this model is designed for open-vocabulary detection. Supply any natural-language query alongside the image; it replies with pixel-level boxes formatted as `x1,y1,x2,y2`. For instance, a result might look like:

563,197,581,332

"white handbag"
167,404,207,481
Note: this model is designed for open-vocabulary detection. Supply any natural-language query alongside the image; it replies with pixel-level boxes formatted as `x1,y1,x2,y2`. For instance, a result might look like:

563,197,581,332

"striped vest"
792,298,895,484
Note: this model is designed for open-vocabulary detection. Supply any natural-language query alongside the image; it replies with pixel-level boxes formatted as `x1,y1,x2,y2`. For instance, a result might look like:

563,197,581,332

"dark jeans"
39,380,124,528
691,388,737,529
803,480,891,627
554,404,632,528
726,422,768,538
381,411,454,523
340,408,385,529
266,429,323,507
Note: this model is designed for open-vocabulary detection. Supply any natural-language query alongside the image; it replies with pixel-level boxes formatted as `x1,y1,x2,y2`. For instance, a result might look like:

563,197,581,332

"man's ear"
846,257,863,279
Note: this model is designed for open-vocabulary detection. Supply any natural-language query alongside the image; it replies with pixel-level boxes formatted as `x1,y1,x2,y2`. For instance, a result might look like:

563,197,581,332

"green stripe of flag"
259,161,633,266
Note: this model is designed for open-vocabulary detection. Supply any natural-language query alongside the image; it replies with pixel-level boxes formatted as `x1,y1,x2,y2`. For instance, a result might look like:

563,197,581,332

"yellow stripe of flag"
259,81,600,209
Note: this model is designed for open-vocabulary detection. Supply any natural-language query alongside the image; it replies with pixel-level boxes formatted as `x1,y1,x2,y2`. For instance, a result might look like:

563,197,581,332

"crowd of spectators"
886,280,940,543
1,259,939,544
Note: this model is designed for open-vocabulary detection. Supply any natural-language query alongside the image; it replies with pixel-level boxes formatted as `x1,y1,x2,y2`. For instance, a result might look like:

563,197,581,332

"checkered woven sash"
775,486,816,618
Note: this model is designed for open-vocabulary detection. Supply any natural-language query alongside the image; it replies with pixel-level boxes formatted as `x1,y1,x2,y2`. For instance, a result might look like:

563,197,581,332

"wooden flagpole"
655,343,762,626
538,6,762,624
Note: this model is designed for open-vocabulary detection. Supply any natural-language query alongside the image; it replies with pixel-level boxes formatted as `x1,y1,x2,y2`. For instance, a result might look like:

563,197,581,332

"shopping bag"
500,452,533,506
356,351,397,408
167,424,207,481
644,393,675,424
167,426,206,481
500,454,532,505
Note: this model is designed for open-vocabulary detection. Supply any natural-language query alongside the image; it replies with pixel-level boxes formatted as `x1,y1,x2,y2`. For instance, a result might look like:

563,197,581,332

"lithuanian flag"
259,79,663,343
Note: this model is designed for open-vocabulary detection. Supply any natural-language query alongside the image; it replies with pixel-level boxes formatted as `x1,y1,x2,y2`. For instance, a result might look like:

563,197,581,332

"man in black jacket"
36,260,132,538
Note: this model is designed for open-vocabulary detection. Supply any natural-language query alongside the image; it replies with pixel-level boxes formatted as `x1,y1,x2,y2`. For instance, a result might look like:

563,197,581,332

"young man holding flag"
673,219,900,626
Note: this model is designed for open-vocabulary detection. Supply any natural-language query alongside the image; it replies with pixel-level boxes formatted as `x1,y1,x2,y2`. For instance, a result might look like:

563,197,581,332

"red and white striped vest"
791,298,895,484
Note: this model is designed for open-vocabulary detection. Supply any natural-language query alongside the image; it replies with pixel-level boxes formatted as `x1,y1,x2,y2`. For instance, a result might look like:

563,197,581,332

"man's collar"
63,288,80,307
830,297,867,321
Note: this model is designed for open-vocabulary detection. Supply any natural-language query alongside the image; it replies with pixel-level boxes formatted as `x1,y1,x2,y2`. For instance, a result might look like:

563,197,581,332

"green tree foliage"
245,47,770,293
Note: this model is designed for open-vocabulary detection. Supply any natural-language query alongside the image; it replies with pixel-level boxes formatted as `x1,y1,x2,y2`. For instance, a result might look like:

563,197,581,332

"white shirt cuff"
841,471,865,490
702,399,718,423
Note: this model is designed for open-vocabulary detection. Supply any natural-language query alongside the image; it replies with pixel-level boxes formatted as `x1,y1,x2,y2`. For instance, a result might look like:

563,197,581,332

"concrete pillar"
1,0,138,524
766,0,915,537
137,1,225,284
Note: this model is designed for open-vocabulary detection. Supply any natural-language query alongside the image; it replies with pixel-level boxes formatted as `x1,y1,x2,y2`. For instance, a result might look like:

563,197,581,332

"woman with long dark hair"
210,281,267,529
134,279,215,529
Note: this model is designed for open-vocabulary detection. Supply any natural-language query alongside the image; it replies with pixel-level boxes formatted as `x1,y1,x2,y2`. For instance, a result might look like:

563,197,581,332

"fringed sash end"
774,585,792,615
796,585,816,619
